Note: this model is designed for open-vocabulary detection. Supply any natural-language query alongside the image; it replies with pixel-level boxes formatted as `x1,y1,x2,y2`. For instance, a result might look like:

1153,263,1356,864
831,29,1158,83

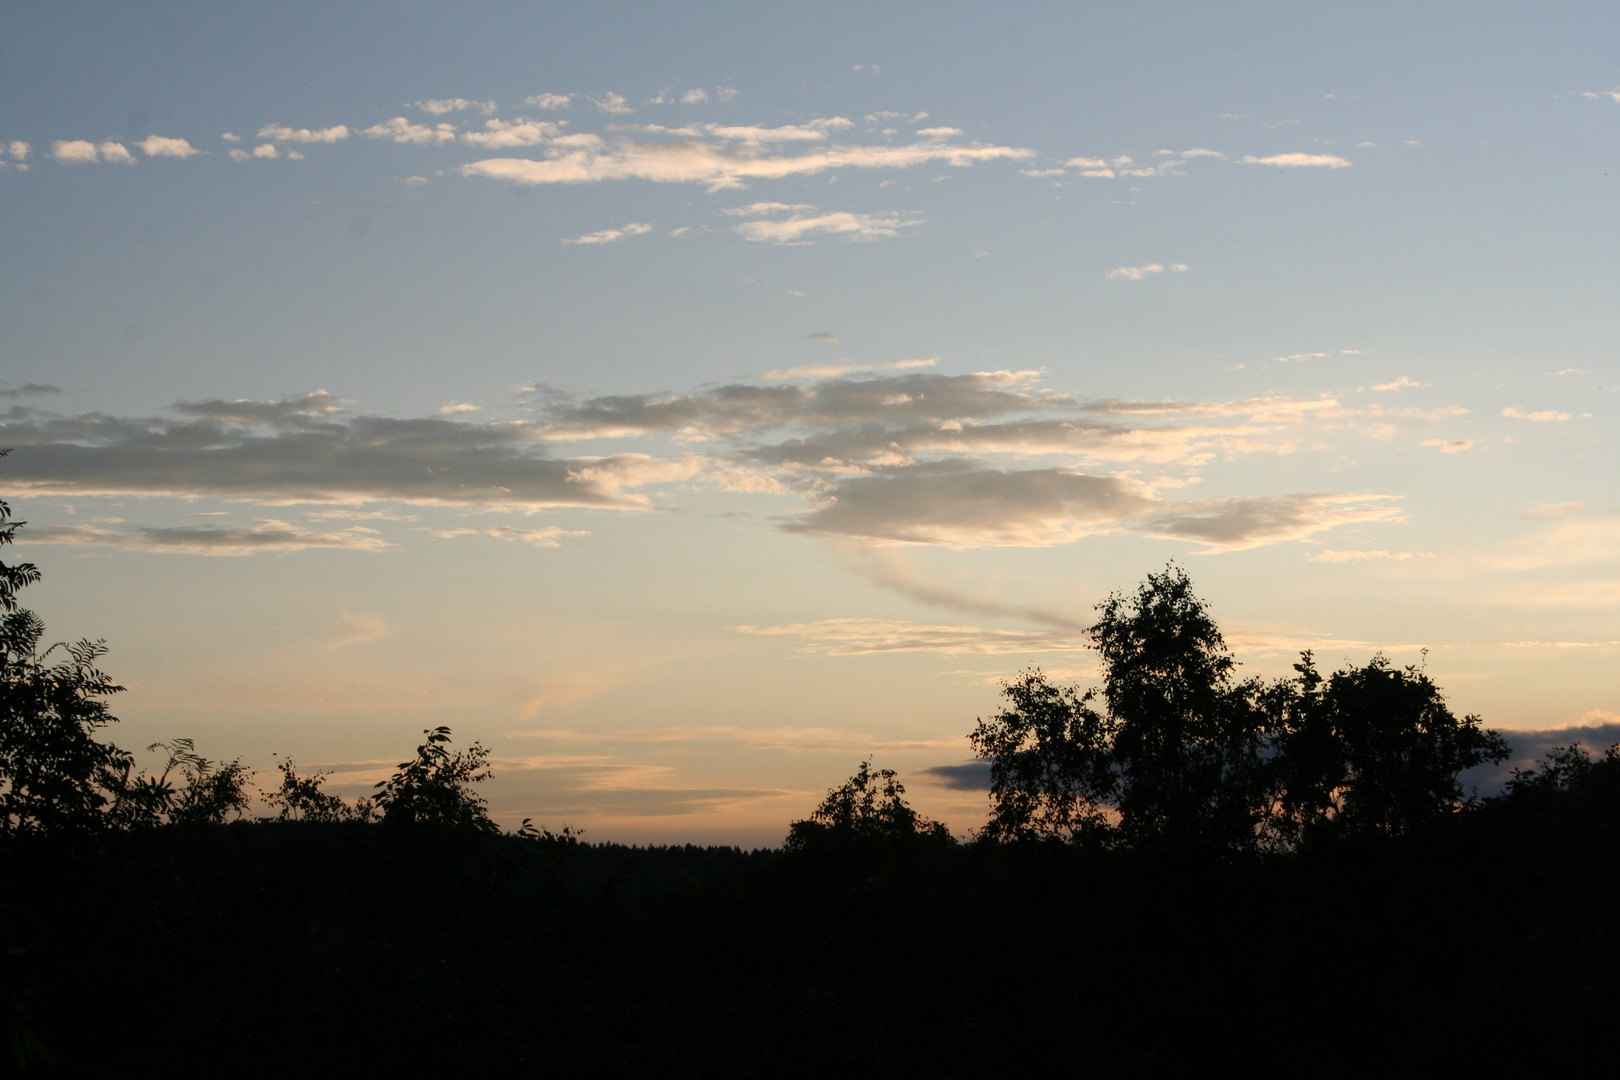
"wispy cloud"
413,98,496,116
736,617,1087,656
563,222,654,245
1240,152,1351,168
522,93,573,110
21,520,391,555
361,118,457,145
729,203,923,244
256,123,350,143
327,612,391,651
589,92,634,115
1307,549,1430,563
1106,263,1191,281
1501,406,1572,422
759,357,935,381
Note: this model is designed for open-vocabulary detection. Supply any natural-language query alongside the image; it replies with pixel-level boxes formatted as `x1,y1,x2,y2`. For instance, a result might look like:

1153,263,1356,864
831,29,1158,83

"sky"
2,1,1617,845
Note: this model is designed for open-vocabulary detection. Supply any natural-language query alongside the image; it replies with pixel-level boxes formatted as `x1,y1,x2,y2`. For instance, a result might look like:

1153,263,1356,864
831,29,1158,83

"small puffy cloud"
9,141,30,160
1582,88,1620,103
21,520,392,556
460,118,564,148
1240,153,1351,168
1021,168,1067,178
136,136,201,159
523,93,573,109
98,142,135,165
715,87,740,102
807,332,838,343
1502,406,1572,421
221,132,241,142
731,204,923,244
228,149,250,163
51,140,100,163
485,525,590,548
1421,439,1475,453
361,117,457,145
256,123,350,144
413,98,496,115
1370,376,1424,391
589,92,633,115
1180,148,1226,159
402,175,429,186
1107,263,1190,281
253,144,279,159
439,401,480,414
563,222,654,245
681,88,709,104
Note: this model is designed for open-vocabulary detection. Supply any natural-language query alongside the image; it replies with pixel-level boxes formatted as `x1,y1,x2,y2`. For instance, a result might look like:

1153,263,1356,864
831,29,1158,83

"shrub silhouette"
372,726,497,832
263,756,374,822
785,759,952,853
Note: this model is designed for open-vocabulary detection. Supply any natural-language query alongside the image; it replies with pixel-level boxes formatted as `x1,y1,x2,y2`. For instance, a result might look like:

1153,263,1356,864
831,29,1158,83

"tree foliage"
263,756,373,823
785,760,952,853
372,726,497,833
972,564,1509,852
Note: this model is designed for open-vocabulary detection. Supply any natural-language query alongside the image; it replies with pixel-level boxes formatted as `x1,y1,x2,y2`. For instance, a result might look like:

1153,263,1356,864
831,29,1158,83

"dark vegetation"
2,461,1617,1074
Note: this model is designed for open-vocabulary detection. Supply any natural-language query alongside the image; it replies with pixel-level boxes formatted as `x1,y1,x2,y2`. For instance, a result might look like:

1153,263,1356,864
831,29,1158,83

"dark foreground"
3,801,1615,1078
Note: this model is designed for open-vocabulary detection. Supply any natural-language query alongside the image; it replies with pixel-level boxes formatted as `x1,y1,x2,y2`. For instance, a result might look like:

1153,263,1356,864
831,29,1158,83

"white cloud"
485,525,590,548
220,132,241,142
51,140,100,164
413,98,496,115
361,117,457,145
402,175,428,186
681,88,709,104
459,118,565,149
1502,406,1572,421
563,222,654,245
228,149,250,163
522,93,573,110
439,401,481,414
759,358,935,381
98,142,135,165
1107,263,1190,281
589,92,633,115
9,141,30,160
731,206,923,244
1582,88,1620,103
256,123,350,144
1240,153,1351,168
458,134,1033,192
1421,439,1475,453
136,136,201,159
252,144,278,159
716,87,741,102
1370,376,1424,391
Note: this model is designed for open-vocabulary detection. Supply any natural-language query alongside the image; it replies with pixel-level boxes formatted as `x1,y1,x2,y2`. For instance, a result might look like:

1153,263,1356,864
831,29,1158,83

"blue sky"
3,2,1617,843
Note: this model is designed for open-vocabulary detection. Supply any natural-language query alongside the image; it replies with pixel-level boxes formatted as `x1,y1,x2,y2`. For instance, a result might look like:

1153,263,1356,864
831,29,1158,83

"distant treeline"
4,461,1618,1073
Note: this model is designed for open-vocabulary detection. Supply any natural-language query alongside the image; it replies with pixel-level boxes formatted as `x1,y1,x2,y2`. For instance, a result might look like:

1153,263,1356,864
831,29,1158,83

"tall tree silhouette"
373,726,497,832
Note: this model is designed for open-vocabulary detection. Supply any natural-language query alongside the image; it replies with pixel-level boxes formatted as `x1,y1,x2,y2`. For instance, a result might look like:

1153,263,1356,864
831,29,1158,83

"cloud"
459,118,565,149
413,98,496,115
327,612,391,651
438,401,480,414
736,617,1086,655
1520,502,1588,519
136,136,201,159
1370,376,1424,391
523,93,573,110
20,520,391,555
98,142,135,165
51,140,101,164
256,124,350,144
0,383,60,400
589,92,633,115
0,394,691,511
806,332,838,343
1421,439,1475,453
563,222,654,245
361,118,457,145
831,542,1087,631
681,88,709,104
458,132,1032,192
1502,406,1572,422
1495,518,1620,570
1107,263,1190,281
1458,723,1620,795
8,141,30,161
731,205,923,244
1307,549,1428,563
758,358,935,381
1240,153,1351,168
1581,89,1620,104
485,525,589,547
915,761,992,790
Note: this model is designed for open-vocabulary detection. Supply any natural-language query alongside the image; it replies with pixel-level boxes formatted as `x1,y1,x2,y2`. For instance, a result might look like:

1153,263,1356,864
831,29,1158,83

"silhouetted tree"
373,726,497,832
785,760,952,852
263,756,373,822
973,565,1270,849
0,453,40,614
1267,651,1509,843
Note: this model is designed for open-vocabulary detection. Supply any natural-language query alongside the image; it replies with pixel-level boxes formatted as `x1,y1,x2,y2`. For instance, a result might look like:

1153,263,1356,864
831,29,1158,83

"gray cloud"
915,760,993,791
0,384,60,400
1459,723,1620,795
1,396,687,511
22,520,390,555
